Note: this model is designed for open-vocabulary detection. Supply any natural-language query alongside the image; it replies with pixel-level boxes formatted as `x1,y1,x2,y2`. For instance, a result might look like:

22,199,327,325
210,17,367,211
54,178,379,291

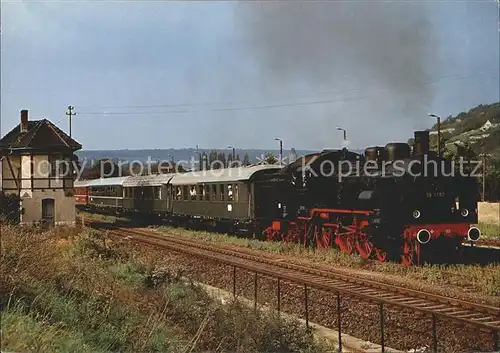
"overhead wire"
73,70,499,116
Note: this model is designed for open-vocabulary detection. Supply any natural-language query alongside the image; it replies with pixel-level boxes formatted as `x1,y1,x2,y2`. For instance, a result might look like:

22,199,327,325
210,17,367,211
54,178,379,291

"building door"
42,198,55,226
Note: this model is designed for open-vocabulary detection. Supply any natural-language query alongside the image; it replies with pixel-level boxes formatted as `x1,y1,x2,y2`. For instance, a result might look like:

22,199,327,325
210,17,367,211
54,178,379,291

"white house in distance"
0,109,82,225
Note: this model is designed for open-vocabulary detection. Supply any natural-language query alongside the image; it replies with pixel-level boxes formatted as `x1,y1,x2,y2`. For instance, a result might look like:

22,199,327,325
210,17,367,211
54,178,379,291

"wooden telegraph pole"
66,106,76,138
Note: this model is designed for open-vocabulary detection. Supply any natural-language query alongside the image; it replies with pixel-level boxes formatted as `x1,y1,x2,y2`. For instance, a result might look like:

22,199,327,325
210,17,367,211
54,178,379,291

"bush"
0,191,20,225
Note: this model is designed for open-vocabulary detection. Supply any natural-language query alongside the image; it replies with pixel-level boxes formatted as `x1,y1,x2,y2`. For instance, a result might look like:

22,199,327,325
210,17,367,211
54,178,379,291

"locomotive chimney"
413,130,430,155
20,109,29,133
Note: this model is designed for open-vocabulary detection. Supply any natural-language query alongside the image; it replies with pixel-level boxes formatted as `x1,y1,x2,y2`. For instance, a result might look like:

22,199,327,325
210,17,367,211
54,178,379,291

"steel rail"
83,219,500,334
464,239,500,248
98,222,499,316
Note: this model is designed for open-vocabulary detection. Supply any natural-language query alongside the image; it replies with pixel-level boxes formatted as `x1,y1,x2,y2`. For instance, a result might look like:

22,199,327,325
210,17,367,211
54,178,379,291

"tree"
0,191,20,224
209,150,217,168
215,152,226,169
485,157,500,201
243,153,250,166
264,153,278,164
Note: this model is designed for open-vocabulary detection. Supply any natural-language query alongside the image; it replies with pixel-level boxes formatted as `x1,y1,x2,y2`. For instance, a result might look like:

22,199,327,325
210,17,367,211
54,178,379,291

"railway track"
83,219,500,338
464,238,500,248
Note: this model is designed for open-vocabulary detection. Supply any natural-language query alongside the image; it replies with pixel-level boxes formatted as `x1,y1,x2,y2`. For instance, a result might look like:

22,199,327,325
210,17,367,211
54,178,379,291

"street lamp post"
336,127,347,141
274,138,283,165
479,152,492,201
227,145,236,167
428,113,442,157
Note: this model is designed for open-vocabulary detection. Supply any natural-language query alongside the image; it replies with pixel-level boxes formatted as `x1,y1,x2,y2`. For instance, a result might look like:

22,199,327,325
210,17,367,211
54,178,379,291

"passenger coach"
75,164,282,233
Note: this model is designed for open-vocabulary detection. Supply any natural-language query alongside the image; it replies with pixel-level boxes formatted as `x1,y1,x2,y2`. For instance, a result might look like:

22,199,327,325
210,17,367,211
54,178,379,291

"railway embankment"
0,223,333,353
77,211,500,301
149,225,500,301
83,221,499,353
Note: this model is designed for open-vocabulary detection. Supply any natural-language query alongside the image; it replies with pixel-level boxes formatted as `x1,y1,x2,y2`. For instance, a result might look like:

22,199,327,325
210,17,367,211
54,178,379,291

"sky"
1,0,499,151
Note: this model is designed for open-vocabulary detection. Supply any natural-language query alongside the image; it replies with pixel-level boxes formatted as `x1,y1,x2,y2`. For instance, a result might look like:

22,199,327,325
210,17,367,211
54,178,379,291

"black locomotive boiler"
259,130,481,265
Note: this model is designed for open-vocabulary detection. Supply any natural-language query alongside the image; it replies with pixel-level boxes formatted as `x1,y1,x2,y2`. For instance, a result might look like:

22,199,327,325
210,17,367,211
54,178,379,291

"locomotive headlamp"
416,229,431,244
412,210,421,219
467,227,481,242
460,208,469,217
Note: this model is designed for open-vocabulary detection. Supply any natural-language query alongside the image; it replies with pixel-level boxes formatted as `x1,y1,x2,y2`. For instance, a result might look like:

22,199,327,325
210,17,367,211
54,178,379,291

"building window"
49,155,69,178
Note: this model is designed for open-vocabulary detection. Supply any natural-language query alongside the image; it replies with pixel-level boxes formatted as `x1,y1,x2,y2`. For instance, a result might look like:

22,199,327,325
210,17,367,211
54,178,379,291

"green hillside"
428,102,500,158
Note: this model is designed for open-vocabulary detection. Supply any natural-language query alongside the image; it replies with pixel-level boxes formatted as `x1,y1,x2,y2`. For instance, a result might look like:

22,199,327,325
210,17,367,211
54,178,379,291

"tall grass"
478,221,500,239
0,224,332,353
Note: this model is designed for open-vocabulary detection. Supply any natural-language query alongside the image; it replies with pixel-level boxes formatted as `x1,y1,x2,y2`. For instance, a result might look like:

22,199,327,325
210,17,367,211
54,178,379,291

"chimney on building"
20,109,29,133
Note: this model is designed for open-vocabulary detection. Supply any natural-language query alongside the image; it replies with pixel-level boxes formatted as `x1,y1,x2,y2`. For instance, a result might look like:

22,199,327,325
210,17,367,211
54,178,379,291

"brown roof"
0,119,82,152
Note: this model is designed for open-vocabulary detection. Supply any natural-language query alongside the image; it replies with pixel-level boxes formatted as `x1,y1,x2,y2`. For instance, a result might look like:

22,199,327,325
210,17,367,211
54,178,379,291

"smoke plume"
235,1,439,147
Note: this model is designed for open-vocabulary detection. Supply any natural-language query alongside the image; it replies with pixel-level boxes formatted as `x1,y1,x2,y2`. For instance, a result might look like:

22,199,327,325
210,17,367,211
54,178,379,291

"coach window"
219,184,225,201
175,186,182,200
153,187,161,200
190,186,197,201
211,184,217,201
228,184,234,201
235,184,239,202
182,186,189,201
204,184,210,201
198,185,204,201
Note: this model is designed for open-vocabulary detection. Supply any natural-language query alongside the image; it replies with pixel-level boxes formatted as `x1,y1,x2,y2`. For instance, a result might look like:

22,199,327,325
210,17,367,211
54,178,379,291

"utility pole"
479,152,491,201
66,106,76,138
428,113,442,157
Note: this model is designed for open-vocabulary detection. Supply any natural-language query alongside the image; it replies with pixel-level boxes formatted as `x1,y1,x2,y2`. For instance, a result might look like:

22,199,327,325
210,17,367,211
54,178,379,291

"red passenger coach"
74,186,89,206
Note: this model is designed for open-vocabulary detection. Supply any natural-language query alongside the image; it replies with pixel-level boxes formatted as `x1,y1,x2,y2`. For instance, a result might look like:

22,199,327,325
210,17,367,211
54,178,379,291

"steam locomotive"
76,130,481,265
259,130,481,264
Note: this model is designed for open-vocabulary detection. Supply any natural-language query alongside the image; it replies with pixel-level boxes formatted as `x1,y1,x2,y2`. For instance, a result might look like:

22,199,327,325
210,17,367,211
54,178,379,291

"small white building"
479,120,499,132
0,109,82,225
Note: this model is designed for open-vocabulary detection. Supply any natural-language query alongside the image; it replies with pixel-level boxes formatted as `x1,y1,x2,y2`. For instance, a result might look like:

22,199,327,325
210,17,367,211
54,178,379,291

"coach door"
42,198,55,226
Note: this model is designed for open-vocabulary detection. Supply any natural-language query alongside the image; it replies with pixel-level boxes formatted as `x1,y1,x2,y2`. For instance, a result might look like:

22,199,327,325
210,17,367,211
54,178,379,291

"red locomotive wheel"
373,248,387,262
401,239,415,266
355,234,374,259
315,227,333,249
284,223,302,244
335,234,355,255
265,228,280,242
